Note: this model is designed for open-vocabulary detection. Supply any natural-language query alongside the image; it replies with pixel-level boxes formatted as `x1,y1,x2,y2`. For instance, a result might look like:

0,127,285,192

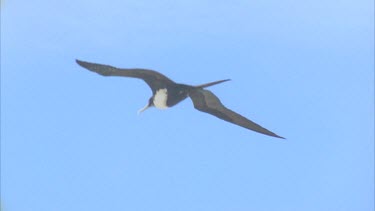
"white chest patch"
153,88,169,109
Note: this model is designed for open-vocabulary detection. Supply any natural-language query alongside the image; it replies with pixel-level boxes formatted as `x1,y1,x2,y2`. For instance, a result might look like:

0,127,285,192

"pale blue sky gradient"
1,0,374,211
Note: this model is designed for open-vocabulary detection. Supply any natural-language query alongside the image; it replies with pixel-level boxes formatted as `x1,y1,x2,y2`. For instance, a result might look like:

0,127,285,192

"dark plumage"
76,59,284,139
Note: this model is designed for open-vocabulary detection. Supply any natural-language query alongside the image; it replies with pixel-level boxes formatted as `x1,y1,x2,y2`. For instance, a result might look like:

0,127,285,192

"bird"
76,59,284,139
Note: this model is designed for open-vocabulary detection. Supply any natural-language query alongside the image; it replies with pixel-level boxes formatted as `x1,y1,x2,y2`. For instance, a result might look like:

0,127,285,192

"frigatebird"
76,59,284,139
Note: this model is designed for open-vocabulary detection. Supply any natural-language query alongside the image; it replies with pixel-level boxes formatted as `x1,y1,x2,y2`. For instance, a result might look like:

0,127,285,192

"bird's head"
137,97,154,114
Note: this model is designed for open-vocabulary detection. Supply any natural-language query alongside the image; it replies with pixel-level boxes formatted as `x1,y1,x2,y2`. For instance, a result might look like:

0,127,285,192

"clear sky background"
1,0,374,211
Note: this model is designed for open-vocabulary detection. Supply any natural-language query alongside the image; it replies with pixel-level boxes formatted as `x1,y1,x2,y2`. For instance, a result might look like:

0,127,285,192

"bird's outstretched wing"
189,89,285,139
76,59,175,92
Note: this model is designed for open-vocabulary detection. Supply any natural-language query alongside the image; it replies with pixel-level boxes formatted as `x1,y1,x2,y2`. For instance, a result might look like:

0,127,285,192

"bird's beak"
137,104,150,114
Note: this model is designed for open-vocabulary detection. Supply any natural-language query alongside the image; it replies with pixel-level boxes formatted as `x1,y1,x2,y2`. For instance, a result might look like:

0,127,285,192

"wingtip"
277,135,286,140
220,79,231,83
75,59,85,66
75,59,95,71
273,133,286,139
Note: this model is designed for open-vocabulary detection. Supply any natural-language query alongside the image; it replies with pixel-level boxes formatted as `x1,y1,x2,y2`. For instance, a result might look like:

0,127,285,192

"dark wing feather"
76,59,175,92
189,89,284,139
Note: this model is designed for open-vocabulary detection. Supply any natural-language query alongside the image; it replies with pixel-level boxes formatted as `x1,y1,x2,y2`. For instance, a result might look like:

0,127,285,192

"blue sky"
1,0,374,211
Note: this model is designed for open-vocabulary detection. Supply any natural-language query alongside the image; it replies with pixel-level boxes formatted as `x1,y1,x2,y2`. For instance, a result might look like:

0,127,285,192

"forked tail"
195,79,231,88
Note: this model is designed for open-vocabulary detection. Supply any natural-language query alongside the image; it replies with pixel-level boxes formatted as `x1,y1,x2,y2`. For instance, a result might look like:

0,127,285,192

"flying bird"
76,59,284,139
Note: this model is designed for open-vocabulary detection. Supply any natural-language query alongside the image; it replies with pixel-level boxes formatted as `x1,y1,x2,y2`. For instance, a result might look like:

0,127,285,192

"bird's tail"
195,79,231,88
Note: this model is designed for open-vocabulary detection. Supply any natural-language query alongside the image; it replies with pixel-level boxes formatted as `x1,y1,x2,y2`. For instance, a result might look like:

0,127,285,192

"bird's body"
76,59,284,139
153,88,169,109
